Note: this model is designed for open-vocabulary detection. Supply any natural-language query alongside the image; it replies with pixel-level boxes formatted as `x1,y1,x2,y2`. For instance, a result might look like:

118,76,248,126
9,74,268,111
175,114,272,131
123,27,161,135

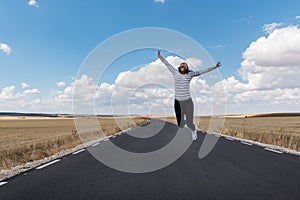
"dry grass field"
0,116,149,170
1,113,299,171
159,114,300,152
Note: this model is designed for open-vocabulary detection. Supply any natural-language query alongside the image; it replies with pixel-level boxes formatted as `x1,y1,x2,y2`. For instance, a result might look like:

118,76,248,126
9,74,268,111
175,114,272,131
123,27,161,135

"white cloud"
56,81,66,87
212,25,300,113
33,98,41,104
21,83,29,88
154,0,165,4
115,58,172,88
69,74,97,101
295,16,300,19
191,78,210,94
111,56,208,115
0,85,42,111
23,88,40,95
213,76,248,93
0,55,209,114
0,43,11,55
0,86,16,99
0,84,65,113
131,87,172,101
0,85,40,108
232,88,300,108
262,22,283,34
239,26,300,89
56,75,115,103
115,56,202,89
28,0,39,7
186,57,203,67
56,56,205,115
95,82,115,99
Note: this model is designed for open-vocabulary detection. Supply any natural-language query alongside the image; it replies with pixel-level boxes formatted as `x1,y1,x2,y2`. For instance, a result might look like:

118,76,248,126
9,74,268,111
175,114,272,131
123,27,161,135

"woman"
158,50,221,141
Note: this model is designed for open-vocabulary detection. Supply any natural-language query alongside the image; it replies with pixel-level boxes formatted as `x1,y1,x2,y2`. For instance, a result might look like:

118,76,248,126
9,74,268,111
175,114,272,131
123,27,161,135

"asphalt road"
0,119,299,200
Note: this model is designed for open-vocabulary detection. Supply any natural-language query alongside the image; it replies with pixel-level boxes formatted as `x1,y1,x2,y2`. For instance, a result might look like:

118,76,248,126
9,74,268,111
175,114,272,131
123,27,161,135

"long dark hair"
178,62,191,74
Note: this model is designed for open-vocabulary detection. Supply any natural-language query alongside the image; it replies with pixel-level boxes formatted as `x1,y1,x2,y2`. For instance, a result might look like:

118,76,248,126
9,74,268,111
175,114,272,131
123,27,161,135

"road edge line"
201,131,299,156
0,181,8,186
36,159,61,170
264,148,283,154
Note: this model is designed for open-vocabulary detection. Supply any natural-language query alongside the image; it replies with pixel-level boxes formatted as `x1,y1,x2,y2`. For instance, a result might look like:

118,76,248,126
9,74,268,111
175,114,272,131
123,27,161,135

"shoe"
192,129,197,141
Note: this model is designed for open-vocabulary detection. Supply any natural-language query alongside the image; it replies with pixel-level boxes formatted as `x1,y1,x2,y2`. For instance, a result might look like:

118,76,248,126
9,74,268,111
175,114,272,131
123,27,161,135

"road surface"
0,119,299,200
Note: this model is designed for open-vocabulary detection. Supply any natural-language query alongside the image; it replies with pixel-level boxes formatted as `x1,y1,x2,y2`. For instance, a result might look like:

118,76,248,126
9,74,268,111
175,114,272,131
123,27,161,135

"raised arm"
190,61,222,77
158,50,177,75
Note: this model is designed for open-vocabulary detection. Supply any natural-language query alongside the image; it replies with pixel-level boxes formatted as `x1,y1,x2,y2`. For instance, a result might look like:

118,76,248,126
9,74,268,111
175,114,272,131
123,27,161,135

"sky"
0,0,300,115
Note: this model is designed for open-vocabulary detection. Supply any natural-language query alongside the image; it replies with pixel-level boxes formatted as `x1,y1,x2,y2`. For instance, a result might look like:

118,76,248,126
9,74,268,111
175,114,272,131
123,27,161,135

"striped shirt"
161,57,209,101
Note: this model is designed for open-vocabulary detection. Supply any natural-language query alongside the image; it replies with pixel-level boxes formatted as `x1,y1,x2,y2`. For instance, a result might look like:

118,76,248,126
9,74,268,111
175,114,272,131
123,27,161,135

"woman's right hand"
216,61,222,68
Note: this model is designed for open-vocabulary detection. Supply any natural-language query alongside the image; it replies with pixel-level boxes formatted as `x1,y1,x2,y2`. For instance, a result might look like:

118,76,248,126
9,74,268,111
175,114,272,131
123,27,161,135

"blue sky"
0,0,300,114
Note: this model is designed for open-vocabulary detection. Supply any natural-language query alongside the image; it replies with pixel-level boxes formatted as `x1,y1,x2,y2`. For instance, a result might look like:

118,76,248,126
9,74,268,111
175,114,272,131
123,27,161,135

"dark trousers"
174,98,195,131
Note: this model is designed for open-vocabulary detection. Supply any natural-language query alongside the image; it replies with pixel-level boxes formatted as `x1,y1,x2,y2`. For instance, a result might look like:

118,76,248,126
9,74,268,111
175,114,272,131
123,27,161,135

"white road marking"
72,149,86,155
36,159,60,170
208,131,298,156
104,138,110,141
0,182,8,186
206,132,221,137
92,142,100,147
225,137,234,141
112,135,116,138
264,148,283,154
241,141,253,146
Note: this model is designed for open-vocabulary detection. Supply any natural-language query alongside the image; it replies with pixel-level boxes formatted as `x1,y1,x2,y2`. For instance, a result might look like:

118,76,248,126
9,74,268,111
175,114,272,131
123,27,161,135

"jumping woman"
158,50,221,141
